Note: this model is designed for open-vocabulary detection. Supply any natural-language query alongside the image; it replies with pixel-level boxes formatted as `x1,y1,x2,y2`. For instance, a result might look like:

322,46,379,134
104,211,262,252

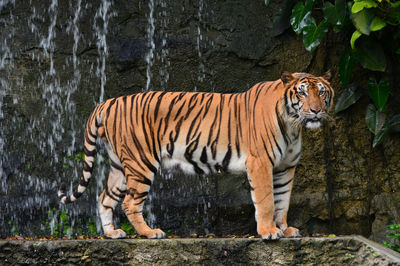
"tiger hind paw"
104,229,127,239
145,228,166,239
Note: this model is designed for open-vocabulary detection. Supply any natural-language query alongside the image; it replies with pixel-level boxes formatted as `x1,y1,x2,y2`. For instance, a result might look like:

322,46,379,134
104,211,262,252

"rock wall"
0,0,399,244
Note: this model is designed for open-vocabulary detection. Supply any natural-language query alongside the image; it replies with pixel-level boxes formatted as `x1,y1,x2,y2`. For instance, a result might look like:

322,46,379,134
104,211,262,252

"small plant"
120,220,137,235
343,252,355,261
8,220,19,236
45,208,73,238
87,219,98,236
383,224,400,253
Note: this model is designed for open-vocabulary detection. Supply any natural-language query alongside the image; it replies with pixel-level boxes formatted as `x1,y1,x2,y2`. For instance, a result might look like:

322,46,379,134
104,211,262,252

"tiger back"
58,71,333,239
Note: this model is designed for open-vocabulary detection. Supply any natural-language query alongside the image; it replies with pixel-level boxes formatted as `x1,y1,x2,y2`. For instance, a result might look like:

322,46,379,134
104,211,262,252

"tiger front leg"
273,166,300,238
122,165,166,239
246,156,284,240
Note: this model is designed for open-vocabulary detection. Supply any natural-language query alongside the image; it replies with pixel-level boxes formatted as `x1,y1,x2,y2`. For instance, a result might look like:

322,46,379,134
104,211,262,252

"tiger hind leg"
122,163,165,239
98,154,127,238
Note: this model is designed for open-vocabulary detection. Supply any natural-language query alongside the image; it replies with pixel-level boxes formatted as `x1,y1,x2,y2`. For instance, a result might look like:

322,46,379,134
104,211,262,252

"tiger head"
281,71,334,129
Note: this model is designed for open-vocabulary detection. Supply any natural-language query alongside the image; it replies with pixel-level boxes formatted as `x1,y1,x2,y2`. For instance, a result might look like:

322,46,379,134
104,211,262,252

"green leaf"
350,30,362,49
323,0,348,27
290,0,316,35
351,0,377,13
388,114,400,132
335,84,362,113
366,104,386,135
351,7,375,35
368,76,390,111
339,49,356,88
302,19,330,52
370,16,386,31
265,0,271,7
354,39,386,71
273,0,296,36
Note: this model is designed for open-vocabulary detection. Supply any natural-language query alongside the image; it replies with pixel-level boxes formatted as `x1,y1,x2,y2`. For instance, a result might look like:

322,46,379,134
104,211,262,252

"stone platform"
1,236,399,265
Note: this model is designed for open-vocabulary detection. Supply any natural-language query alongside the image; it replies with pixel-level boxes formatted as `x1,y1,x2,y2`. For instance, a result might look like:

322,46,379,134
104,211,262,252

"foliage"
383,224,400,253
120,219,137,235
45,208,73,238
7,220,19,236
265,0,400,147
43,209,103,238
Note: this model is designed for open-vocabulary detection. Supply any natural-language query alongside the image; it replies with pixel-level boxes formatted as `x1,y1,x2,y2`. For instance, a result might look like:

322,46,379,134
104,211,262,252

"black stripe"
88,129,97,140
186,106,203,144
203,95,213,118
153,91,167,120
184,93,199,120
134,198,147,206
163,95,178,134
274,199,283,204
274,190,289,196
184,136,205,175
134,177,152,186
167,131,174,157
112,190,125,198
85,133,96,146
84,146,96,157
261,137,275,167
79,177,89,187
83,162,93,173
275,103,288,146
173,99,187,121
105,188,120,202
131,133,158,174
274,178,293,189
73,191,82,199
134,191,148,200
273,165,295,176
221,145,232,172
110,159,123,172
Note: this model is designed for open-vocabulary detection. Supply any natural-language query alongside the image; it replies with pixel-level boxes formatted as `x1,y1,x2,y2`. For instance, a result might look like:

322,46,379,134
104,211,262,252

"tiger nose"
310,108,321,114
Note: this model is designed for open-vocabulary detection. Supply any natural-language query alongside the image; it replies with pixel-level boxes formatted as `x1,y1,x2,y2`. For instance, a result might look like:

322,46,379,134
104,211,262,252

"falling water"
0,0,223,237
145,0,155,92
94,0,113,103
157,0,170,90
0,0,116,236
195,0,205,91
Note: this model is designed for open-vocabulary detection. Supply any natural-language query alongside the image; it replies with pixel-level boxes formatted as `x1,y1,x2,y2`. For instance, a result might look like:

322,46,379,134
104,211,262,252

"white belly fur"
161,145,247,175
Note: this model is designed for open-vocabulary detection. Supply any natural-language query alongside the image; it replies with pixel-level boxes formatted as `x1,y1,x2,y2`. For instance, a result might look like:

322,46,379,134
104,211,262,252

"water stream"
0,0,218,237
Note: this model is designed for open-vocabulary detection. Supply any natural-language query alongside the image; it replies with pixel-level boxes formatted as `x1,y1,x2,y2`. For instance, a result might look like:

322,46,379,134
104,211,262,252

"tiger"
58,71,333,240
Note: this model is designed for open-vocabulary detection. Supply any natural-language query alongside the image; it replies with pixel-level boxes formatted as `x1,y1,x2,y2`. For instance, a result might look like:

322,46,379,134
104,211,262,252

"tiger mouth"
304,117,320,123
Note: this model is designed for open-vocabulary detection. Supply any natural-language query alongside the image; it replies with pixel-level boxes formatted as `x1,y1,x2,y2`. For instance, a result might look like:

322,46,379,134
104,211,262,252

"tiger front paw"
284,227,301,238
142,228,166,239
258,226,284,240
104,229,127,239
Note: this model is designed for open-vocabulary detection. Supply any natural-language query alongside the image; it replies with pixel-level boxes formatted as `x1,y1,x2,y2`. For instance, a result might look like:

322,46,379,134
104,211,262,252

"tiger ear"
281,71,295,84
321,70,332,81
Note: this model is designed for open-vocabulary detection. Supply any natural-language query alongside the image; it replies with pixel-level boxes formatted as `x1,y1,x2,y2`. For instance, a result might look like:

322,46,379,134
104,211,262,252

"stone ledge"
0,236,399,265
